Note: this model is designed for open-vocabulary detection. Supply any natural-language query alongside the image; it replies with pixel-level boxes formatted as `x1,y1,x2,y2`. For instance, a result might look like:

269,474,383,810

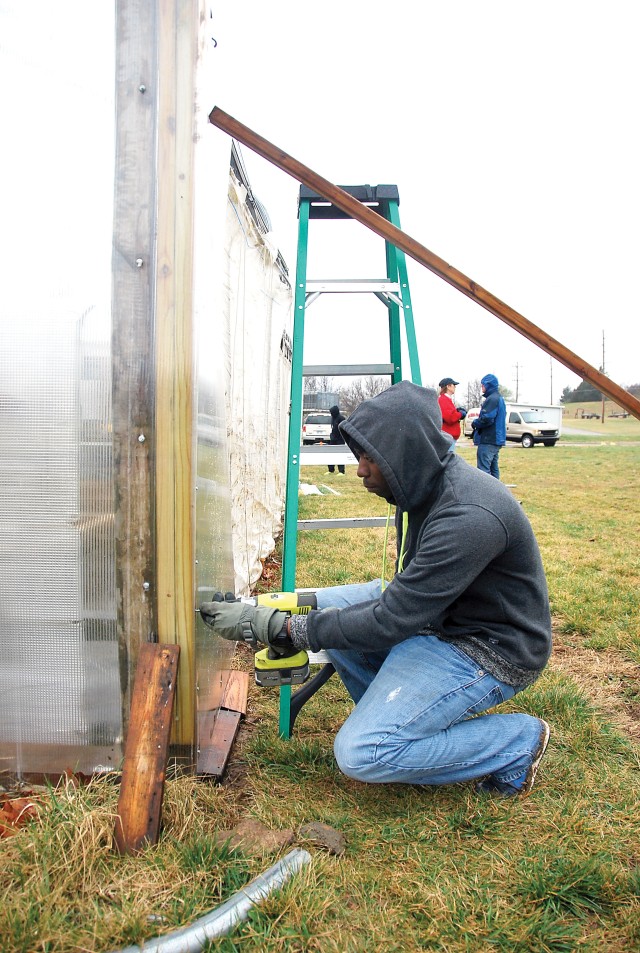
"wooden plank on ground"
197,709,242,778
113,643,180,854
196,670,248,778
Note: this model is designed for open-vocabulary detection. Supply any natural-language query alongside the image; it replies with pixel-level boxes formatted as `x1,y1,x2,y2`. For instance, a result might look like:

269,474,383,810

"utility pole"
550,357,553,404
513,363,522,402
601,330,606,424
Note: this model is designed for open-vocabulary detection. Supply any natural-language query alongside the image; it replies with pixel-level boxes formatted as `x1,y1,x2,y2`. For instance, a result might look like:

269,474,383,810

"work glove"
457,407,467,419
200,592,287,649
471,418,479,429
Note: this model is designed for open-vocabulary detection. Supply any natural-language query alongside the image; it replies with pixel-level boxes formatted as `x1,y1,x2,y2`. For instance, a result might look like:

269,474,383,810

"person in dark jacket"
472,373,506,479
201,382,552,798
327,404,346,474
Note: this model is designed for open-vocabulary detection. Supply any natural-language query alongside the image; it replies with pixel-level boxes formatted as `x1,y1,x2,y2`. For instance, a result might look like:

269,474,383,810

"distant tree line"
561,379,640,403
304,375,390,416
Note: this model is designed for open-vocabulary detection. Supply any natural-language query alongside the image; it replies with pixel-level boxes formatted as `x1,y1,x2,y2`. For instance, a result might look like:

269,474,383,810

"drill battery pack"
254,647,310,687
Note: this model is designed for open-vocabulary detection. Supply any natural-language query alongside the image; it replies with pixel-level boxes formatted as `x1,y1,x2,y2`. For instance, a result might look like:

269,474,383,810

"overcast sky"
212,0,639,404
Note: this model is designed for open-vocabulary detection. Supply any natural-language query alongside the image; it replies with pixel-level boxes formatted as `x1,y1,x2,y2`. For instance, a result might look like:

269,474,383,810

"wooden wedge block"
113,642,180,854
221,669,249,716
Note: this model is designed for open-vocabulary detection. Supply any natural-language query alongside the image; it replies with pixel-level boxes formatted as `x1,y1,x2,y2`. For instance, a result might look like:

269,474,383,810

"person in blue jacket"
472,373,506,479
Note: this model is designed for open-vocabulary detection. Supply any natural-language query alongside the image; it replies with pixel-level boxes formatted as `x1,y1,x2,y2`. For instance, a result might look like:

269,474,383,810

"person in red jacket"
437,377,467,448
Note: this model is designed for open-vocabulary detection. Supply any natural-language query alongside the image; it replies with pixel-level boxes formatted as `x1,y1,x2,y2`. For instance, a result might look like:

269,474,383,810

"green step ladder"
278,184,422,737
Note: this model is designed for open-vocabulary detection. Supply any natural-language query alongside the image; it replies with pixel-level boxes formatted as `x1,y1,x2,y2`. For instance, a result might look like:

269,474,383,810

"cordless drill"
206,592,317,687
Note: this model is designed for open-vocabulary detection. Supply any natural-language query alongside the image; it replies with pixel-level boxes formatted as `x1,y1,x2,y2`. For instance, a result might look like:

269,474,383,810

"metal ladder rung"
306,279,400,293
303,363,395,377
297,517,388,530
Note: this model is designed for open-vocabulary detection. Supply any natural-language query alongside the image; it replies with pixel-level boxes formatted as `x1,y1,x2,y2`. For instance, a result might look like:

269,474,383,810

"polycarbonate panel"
192,109,237,707
0,312,121,776
1,1,119,778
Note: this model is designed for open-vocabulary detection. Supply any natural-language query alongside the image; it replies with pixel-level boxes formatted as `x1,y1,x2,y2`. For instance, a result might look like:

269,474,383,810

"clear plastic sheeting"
0,1,119,780
0,2,292,780
0,311,121,775
223,175,293,594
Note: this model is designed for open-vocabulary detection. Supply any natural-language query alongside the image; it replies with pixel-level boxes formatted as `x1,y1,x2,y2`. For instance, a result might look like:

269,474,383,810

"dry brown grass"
2,443,640,951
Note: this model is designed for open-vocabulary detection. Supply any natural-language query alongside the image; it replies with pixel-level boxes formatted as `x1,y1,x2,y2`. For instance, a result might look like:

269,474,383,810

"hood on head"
481,373,499,394
330,405,340,417
340,381,452,510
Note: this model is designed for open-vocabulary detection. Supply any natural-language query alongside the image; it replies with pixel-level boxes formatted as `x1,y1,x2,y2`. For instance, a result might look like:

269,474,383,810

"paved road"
562,426,606,436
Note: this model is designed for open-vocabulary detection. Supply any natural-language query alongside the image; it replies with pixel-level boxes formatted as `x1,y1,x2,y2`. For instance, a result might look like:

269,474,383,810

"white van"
302,411,332,444
464,403,562,448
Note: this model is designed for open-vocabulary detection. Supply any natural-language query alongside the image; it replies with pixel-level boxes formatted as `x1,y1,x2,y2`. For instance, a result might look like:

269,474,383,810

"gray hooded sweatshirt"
294,381,552,688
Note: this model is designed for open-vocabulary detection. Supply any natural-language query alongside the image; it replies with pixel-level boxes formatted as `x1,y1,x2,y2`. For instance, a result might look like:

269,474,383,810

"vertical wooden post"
112,0,159,735
155,0,199,746
113,0,202,750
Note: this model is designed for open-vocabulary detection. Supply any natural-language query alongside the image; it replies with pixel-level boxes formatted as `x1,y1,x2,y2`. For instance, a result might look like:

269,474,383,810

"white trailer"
464,402,563,447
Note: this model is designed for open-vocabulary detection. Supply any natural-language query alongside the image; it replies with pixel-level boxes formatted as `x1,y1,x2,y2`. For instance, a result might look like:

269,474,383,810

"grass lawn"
2,442,639,951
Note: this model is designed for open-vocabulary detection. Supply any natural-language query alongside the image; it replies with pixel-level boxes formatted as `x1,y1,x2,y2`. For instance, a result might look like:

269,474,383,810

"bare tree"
465,379,484,408
338,376,391,415
304,375,333,395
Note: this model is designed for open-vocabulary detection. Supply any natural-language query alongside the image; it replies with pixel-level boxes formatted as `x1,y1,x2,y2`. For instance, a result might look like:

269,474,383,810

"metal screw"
136,258,144,268
143,581,150,591
139,84,146,93
138,434,145,443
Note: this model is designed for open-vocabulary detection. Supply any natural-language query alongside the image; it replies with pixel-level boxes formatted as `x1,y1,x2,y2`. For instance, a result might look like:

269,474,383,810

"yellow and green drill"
209,591,317,687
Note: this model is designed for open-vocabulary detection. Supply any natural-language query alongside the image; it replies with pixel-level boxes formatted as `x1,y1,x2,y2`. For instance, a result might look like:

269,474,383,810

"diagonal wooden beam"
209,106,640,422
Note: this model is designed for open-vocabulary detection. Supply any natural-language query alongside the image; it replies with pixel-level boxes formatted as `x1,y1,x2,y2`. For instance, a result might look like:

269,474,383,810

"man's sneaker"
475,719,550,798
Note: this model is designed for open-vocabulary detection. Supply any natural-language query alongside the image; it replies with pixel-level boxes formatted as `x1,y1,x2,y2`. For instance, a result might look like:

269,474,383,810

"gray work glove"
200,595,287,649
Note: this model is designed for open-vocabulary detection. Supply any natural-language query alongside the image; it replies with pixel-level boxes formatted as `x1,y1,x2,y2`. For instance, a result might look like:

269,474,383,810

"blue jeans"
476,443,502,478
315,580,543,786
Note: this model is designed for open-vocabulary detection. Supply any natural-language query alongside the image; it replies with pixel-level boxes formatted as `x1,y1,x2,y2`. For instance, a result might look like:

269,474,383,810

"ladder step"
303,363,394,377
297,517,388,530
306,279,400,293
300,184,400,220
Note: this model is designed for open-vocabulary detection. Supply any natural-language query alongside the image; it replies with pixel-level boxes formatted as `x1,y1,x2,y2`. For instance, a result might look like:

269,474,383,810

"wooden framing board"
154,0,199,746
114,642,180,854
112,0,159,738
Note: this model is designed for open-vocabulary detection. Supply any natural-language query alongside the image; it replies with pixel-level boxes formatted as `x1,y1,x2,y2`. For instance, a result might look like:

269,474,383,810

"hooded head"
481,374,499,395
330,405,340,418
340,381,453,510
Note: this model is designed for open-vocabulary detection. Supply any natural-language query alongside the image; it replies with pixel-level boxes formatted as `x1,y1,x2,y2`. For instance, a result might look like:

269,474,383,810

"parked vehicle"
464,402,563,448
302,411,332,444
